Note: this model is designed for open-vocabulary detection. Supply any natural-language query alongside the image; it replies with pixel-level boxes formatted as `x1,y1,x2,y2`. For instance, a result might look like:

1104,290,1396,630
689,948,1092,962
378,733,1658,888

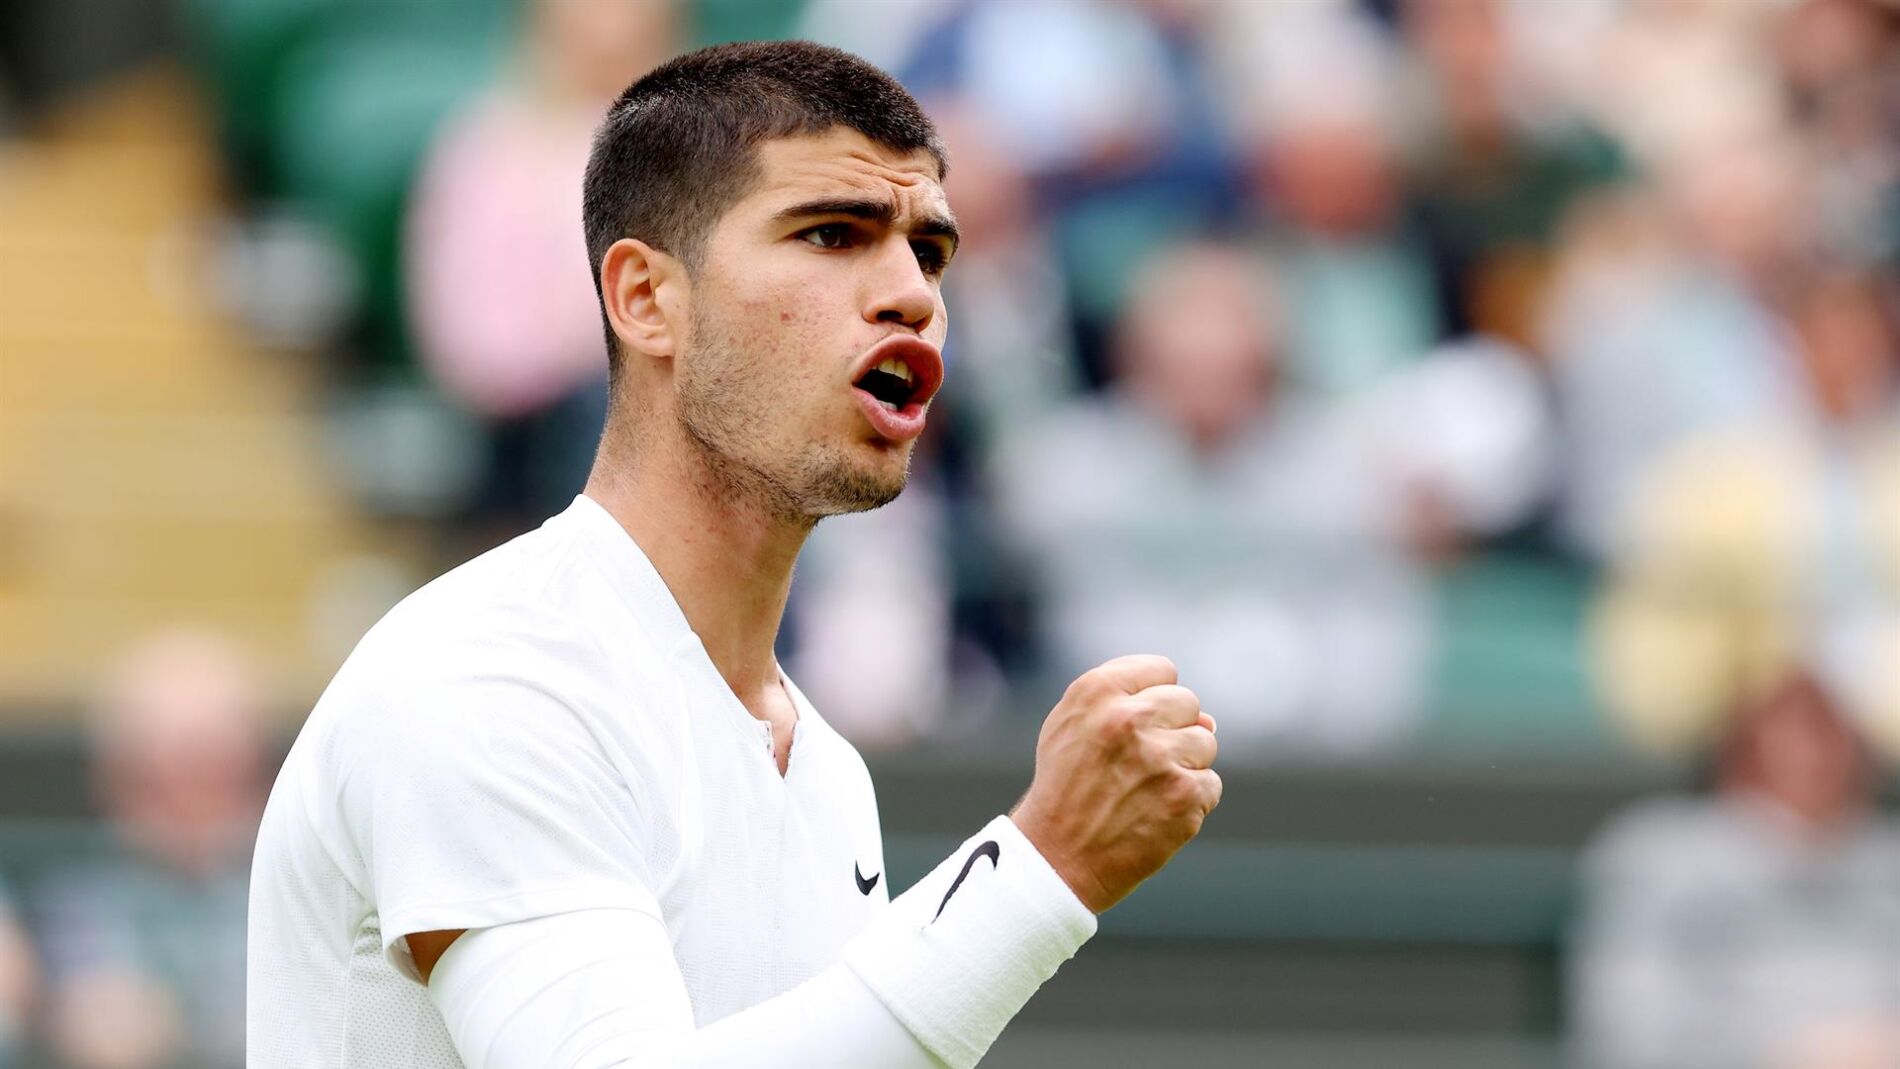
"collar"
562,493,697,651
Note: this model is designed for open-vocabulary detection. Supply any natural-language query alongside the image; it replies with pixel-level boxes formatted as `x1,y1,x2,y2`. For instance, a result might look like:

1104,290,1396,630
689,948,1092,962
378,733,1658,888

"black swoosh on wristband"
856,862,880,895
931,840,1001,923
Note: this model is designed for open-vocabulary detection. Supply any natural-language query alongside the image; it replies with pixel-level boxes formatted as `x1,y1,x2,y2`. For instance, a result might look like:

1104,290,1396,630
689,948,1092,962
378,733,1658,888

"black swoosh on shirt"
931,840,1001,923
855,861,880,895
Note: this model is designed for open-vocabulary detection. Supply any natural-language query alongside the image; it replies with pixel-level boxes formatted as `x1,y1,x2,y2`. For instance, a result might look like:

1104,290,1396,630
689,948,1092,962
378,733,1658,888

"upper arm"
408,929,466,985
427,908,698,1068
345,665,663,983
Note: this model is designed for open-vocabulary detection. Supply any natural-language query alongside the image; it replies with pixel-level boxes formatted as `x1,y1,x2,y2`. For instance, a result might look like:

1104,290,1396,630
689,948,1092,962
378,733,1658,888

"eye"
800,223,854,250
912,241,950,278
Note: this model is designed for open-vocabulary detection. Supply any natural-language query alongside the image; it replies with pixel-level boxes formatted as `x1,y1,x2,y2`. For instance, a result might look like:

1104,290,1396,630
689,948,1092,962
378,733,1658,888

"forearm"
429,817,1095,1069
432,912,943,1069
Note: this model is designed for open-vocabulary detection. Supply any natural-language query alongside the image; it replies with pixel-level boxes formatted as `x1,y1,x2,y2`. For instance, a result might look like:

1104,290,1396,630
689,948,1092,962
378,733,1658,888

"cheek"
736,290,841,376
932,300,950,346
701,253,858,392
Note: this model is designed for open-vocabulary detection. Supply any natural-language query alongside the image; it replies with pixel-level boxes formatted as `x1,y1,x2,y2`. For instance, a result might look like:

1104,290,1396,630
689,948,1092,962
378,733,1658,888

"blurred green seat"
1421,552,1612,757
179,0,334,196
691,0,809,47
272,17,506,373
0,820,113,896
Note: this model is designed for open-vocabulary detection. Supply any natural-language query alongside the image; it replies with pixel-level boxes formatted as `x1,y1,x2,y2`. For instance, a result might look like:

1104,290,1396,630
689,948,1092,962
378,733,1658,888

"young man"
247,41,1220,1069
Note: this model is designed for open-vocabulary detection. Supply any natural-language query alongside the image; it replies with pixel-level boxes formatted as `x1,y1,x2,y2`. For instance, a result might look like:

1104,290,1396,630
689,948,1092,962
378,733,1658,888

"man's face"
674,127,955,521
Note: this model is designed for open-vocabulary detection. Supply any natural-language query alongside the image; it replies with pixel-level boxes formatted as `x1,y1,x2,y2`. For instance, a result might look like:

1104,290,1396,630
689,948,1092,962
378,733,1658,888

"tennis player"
247,40,1220,1069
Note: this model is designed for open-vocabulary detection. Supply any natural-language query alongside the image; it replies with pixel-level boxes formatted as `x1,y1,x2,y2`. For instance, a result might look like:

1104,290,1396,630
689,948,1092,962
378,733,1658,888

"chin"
813,471,907,516
800,451,910,517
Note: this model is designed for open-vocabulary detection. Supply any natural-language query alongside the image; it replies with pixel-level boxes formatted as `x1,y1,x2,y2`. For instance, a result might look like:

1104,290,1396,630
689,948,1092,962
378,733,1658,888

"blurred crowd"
4,0,1900,1065
1572,673,1900,1069
0,628,265,1069
179,0,1900,764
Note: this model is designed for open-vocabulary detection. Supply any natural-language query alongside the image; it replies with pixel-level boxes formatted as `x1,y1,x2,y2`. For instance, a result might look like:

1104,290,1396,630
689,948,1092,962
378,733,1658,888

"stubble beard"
676,309,910,524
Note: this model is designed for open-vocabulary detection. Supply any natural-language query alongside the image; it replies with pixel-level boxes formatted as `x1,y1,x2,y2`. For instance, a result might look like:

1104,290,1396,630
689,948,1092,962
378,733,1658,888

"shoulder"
313,513,681,769
362,513,662,687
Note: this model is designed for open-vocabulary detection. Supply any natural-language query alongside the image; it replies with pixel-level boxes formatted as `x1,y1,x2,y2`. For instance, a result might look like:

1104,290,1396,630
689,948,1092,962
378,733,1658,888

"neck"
583,418,810,707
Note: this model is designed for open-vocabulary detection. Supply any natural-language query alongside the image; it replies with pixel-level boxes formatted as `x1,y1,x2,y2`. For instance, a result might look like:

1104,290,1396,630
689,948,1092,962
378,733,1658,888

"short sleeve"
339,664,662,983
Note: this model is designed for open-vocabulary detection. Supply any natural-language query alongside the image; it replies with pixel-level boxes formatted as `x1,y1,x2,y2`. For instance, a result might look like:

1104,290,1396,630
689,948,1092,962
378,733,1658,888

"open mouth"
854,358,920,411
850,335,943,443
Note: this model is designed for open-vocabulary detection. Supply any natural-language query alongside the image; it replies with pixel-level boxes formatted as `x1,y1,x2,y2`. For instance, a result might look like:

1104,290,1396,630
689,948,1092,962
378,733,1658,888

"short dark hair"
582,40,946,372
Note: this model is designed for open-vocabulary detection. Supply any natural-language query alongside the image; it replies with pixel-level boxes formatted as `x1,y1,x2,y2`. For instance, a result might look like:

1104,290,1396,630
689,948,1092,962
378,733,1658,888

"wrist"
1007,804,1112,914
846,815,1098,1069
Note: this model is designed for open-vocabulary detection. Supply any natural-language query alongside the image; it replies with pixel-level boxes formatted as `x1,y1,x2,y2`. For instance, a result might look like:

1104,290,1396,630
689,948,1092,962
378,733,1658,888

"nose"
865,239,936,334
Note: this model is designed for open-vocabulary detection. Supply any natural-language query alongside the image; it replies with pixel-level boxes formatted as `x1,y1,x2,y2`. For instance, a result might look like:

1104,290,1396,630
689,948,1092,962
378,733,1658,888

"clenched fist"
1010,654,1222,914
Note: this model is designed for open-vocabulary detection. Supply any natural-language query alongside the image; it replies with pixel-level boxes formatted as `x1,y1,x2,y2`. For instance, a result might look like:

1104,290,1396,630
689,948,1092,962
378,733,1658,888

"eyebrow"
772,196,960,252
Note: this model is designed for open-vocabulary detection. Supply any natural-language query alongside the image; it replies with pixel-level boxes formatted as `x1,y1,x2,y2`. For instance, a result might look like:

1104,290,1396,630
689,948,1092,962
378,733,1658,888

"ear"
600,238,685,361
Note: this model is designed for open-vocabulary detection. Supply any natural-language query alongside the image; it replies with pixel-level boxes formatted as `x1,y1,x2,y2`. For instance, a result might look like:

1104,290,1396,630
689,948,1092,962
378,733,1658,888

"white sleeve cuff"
843,815,1097,1069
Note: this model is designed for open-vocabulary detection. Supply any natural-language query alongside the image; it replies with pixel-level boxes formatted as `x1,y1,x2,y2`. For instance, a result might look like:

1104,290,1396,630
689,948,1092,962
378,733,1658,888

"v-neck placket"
666,633,795,784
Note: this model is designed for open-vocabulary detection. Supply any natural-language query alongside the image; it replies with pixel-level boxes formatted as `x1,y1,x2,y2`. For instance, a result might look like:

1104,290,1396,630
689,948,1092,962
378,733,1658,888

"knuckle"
1105,703,1143,742
1137,736,1171,770
1141,683,1181,709
1122,695,1159,724
1162,768,1199,807
1115,653,1176,686
1148,685,1200,726
1063,671,1100,703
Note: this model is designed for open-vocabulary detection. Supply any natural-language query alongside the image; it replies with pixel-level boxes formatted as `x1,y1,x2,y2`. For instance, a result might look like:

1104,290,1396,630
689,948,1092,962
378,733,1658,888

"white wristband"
844,815,1097,1069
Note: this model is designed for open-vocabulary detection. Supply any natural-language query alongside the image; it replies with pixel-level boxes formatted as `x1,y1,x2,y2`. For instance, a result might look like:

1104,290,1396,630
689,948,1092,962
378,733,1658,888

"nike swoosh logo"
931,840,1000,922
855,861,880,896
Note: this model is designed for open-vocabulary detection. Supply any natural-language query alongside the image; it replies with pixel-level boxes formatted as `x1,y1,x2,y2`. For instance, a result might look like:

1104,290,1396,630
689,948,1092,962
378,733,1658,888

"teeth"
881,400,899,411
877,358,913,384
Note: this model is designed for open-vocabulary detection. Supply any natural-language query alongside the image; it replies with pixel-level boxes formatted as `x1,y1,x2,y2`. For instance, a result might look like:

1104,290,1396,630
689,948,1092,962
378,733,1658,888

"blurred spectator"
1541,128,1813,563
0,888,31,1069
1219,5,1443,398
1395,0,1623,347
32,628,271,1069
405,0,679,536
899,0,1239,380
928,106,1082,465
1344,336,1555,556
1593,269,1900,756
1571,673,1900,1069
1583,0,1789,174
1775,0,1900,265
988,242,1431,754
1535,1,1888,566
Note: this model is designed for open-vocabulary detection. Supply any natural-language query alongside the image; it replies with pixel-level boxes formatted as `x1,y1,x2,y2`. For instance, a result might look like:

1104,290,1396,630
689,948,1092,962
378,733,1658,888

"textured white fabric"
429,908,944,1068
248,496,889,1067
844,816,1097,1069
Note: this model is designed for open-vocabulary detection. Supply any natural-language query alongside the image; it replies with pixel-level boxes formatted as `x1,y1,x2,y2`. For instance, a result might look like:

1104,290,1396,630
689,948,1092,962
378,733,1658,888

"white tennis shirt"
248,495,1071,1068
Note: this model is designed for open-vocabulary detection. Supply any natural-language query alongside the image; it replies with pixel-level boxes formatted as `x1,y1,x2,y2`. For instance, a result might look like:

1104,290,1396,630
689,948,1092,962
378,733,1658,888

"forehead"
740,127,949,218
